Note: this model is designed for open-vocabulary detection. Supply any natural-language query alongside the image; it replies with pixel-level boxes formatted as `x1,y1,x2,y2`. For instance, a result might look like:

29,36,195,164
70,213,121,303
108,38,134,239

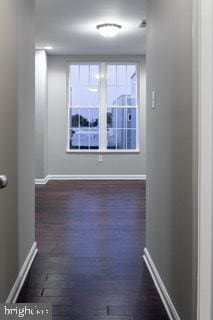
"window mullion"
100,62,107,151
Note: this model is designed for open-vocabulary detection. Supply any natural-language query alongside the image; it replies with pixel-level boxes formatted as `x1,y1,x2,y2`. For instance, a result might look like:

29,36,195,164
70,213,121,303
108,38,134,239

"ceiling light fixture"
96,23,122,38
89,88,98,93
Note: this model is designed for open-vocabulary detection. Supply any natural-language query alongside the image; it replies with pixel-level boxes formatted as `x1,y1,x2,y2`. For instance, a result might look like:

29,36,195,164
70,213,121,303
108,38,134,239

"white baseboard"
35,174,147,184
48,174,147,181
35,176,49,185
6,242,38,303
143,248,181,320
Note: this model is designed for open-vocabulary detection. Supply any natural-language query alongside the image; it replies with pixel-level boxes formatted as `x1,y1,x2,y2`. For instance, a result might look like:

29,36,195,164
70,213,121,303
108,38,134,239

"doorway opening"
17,0,169,319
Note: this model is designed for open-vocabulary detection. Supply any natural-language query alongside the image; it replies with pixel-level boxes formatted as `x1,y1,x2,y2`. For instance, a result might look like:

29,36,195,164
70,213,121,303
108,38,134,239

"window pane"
90,65,99,86
107,108,116,128
70,129,80,149
127,64,136,77
79,109,89,128
127,108,136,129
70,108,79,128
88,87,99,106
80,65,89,85
106,64,137,108
107,87,117,106
115,87,127,106
106,64,138,150
90,108,99,149
89,133,99,149
127,95,136,106
117,129,127,149
70,86,79,106
117,65,126,86
107,129,116,149
107,65,116,85
70,108,100,150
70,87,99,107
70,65,79,86
117,108,127,128
89,108,99,128
127,65,137,106
79,131,89,149
69,64,100,107
107,107,137,150
127,129,136,149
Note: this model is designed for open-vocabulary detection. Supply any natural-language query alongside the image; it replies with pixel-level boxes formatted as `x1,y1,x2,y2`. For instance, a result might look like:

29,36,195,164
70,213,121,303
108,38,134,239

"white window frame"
66,61,140,153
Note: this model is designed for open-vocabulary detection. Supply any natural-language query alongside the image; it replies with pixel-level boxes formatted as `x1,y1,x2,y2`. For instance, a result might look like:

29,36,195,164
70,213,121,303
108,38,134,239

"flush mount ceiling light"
89,88,98,93
96,23,122,38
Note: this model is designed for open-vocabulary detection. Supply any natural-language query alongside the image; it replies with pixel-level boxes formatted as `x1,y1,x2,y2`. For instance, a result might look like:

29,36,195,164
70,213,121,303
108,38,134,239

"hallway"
18,181,168,319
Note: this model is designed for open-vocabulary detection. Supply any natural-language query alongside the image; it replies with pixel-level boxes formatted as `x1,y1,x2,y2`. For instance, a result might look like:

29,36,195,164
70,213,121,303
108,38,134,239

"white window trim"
66,61,141,153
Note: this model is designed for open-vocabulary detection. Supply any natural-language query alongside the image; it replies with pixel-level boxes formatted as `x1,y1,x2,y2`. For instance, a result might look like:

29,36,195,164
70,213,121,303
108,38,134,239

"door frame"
195,0,213,318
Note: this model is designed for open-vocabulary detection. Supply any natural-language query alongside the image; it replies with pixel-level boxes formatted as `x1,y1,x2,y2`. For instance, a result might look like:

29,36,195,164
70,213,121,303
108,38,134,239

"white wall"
35,50,48,179
44,55,146,177
146,0,194,319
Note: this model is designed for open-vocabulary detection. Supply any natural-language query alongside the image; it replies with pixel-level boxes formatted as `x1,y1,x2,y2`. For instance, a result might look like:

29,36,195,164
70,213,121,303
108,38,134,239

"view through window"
68,63,138,151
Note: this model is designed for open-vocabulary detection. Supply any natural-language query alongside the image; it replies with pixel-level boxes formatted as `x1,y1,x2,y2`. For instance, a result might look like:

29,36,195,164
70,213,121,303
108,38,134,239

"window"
68,64,100,150
67,63,139,152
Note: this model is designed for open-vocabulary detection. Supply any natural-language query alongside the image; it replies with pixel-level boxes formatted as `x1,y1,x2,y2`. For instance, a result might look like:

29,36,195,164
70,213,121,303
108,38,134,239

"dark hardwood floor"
18,181,169,320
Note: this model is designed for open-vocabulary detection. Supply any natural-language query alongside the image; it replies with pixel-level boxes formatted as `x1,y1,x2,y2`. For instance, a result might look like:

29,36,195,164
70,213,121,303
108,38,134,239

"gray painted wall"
146,1,194,320
46,55,146,177
0,0,35,301
0,0,19,301
35,50,48,179
18,0,35,267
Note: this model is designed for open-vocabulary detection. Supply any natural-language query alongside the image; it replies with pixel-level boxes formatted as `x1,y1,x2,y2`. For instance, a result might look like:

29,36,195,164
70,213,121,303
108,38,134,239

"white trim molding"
35,176,49,185
66,62,140,153
35,174,146,184
48,174,146,181
143,248,181,320
196,0,213,319
6,242,38,303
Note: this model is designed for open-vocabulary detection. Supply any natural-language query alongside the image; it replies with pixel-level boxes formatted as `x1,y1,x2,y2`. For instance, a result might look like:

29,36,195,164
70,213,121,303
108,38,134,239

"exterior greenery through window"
67,63,138,151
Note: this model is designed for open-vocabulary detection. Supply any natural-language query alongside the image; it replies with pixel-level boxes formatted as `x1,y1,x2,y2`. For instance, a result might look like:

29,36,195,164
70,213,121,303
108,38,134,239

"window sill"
66,149,141,154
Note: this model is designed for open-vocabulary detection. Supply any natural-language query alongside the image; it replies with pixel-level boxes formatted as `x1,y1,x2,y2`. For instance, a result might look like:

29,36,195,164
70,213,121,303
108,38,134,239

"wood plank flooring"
18,181,169,320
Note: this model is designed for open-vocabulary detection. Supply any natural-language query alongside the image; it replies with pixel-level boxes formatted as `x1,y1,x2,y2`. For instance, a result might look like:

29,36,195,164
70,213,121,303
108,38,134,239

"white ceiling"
36,0,147,55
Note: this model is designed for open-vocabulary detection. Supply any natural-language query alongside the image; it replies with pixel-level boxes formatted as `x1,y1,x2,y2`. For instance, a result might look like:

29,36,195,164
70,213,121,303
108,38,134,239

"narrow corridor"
18,181,168,320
